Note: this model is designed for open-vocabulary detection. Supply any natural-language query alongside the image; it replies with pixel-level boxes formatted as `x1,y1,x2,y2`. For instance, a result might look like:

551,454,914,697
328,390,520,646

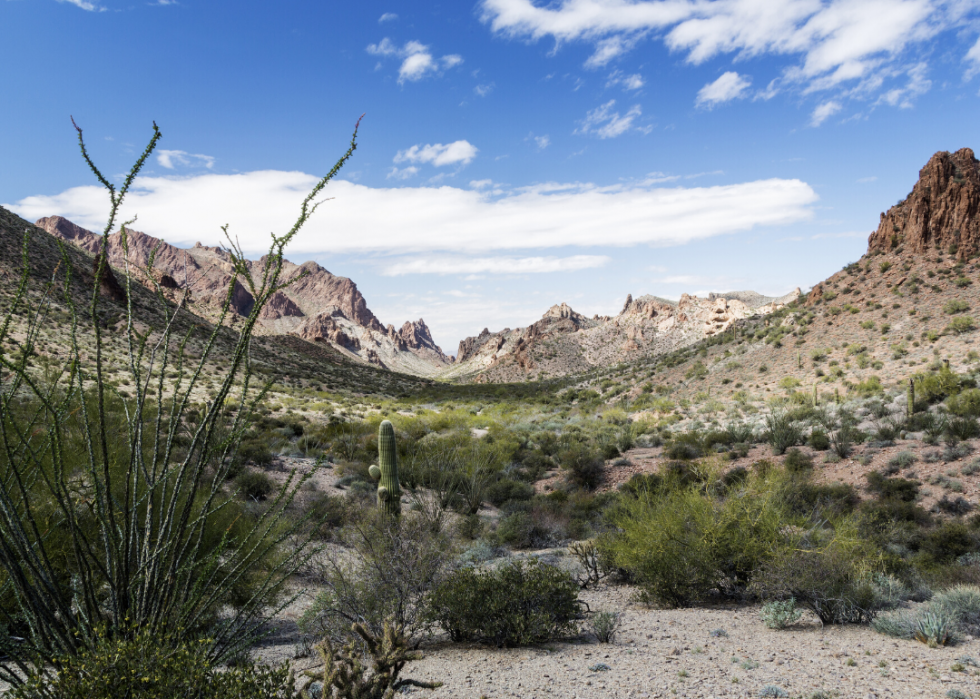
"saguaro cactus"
369,420,401,517
907,378,915,419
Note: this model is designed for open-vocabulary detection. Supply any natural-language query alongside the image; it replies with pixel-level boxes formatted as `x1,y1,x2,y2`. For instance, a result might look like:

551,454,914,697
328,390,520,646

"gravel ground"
268,582,979,699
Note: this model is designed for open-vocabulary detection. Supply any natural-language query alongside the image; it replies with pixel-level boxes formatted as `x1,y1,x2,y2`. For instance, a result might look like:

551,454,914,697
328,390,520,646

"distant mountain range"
24,146,978,383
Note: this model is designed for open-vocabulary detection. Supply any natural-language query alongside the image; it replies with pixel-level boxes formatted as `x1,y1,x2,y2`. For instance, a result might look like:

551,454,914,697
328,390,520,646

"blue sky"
3,0,980,354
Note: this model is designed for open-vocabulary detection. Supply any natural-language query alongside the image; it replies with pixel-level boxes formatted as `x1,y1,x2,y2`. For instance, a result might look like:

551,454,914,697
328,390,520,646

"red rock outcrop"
867,148,980,259
296,312,360,350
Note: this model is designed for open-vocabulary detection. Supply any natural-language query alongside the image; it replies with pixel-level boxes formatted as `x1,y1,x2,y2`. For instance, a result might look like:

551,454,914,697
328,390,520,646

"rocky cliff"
34,216,451,376
867,148,980,259
443,288,799,383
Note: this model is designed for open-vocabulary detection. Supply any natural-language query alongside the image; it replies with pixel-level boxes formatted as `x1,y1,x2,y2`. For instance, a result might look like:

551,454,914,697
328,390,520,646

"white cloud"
535,135,550,150
381,255,611,276
366,37,399,56
875,62,931,108
584,35,638,68
474,83,495,96
469,179,494,189
810,100,842,126
607,71,645,90
696,71,752,108
6,171,818,256
378,12,398,23
856,176,877,183
57,0,104,10
967,36,980,78
387,166,419,180
442,54,464,68
366,38,463,83
575,100,643,138
394,141,478,167
156,150,215,170
479,0,956,108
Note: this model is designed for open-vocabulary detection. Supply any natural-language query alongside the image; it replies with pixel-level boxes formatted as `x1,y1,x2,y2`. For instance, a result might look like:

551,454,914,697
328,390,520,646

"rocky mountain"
867,148,980,259
34,216,452,376
442,289,800,383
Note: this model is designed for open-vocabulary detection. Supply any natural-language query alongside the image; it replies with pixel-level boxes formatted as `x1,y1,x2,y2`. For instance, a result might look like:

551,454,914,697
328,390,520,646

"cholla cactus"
369,420,401,517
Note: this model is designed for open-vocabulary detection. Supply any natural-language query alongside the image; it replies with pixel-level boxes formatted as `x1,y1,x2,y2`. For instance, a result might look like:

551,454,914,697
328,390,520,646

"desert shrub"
753,521,886,624
487,478,536,507
663,439,702,461
558,444,605,490
948,388,980,417
886,451,917,473
919,522,978,565
764,410,804,455
874,586,980,644
599,479,790,606
760,598,802,629
783,448,814,474
424,559,580,647
11,626,293,699
937,496,975,516
588,611,622,643
776,478,859,520
236,470,275,502
865,472,920,502
808,429,830,451
947,417,980,440
945,316,976,335
944,300,971,315
300,512,455,648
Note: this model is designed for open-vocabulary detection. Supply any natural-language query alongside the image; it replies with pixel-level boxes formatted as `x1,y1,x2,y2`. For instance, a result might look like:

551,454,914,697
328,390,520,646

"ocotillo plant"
907,378,915,419
369,420,402,517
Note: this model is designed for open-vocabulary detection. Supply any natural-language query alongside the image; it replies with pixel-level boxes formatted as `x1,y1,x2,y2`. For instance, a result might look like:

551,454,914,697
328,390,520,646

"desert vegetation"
1,131,979,699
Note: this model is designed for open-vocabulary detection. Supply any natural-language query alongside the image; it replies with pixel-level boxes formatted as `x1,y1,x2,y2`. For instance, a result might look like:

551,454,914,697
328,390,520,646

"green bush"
753,532,885,624
783,448,814,474
760,598,802,629
599,476,791,606
558,444,605,490
807,430,830,451
11,626,293,699
947,389,980,417
944,300,971,315
764,410,803,455
487,478,536,507
424,560,580,647
236,470,275,502
945,317,976,335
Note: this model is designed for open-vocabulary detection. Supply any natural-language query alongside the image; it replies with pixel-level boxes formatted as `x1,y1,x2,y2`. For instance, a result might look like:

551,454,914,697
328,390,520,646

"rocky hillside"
0,206,428,397
442,289,799,383
567,146,980,409
34,216,452,376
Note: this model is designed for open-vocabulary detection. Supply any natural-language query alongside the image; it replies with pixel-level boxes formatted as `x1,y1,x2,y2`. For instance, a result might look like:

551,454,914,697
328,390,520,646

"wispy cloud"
474,82,495,96
394,141,478,167
57,0,104,10
810,100,842,127
378,12,398,23
575,100,643,138
381,254,611,276
606,70,644,90
7,171,818,256
696,71,751,108
967,36,980,79
367,38,463,83
156,150,215,169
480,0,967,113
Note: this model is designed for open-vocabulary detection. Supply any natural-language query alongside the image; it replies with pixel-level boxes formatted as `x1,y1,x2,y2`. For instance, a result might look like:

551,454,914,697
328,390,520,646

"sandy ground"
258,580,979,699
